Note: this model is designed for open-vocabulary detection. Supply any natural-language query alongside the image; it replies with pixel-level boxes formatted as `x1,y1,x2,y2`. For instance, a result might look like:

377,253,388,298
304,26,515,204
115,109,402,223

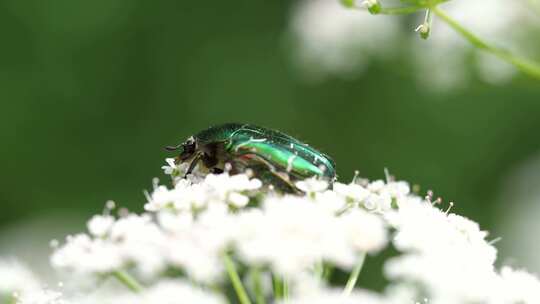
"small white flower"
228,192,250,208
157,211,193,233
161,158,178,175
162,158,206,184
363,192,392,212
16,289,68,304
110,214,167,277
340,209,387,253
51,234,124,274
144,184,178,211
205,173,262,196
87,215,114,237
367,180,385,192
296,178,329,193
383,181,410,199
333,182,369,202
0,259,41,295
500,267,540,303
145,181,208,212
313,190,348,213
174,183,212,211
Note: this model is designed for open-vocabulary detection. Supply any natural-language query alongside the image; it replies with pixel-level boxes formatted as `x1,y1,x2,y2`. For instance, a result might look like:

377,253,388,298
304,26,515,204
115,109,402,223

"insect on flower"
166,123,336,192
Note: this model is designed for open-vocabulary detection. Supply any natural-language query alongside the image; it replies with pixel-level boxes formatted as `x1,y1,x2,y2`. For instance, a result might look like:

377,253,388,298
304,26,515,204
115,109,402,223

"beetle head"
165,136,197,162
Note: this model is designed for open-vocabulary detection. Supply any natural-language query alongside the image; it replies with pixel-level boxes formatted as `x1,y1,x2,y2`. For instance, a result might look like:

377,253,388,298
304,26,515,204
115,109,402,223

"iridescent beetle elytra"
166,123,336,192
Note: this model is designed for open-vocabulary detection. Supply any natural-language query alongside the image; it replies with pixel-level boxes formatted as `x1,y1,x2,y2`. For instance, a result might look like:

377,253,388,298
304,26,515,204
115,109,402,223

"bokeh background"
1,0,540,281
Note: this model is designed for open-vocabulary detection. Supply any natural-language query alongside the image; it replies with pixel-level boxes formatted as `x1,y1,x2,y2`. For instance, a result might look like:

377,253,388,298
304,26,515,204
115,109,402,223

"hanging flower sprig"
340,0,540,80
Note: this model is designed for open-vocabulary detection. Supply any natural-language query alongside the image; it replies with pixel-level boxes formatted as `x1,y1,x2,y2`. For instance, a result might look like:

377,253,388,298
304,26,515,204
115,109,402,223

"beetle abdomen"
224,124,336,180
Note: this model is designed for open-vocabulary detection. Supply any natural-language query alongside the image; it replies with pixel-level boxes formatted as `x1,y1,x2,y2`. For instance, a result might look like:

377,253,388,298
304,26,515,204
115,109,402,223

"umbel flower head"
2,158,540,303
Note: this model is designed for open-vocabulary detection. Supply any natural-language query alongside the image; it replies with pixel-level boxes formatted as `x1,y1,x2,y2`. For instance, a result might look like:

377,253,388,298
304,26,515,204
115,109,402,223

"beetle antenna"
165,143,183,151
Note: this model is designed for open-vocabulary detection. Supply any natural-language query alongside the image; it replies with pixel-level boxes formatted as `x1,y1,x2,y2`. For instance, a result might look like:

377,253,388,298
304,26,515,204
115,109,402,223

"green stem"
431,6,540,80
282,277,289,303
5,294,17,304
272,275,283,300
251,268,267,304
314,261,323,279
527,0,540,14
223,254,252,304
112,270,143,293
378,6,422,15
343,253,366,296
314,261,334,281
423,8,432,26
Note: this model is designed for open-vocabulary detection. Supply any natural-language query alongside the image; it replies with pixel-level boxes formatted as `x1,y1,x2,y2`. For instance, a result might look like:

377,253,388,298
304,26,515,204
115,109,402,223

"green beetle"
166,123,336,192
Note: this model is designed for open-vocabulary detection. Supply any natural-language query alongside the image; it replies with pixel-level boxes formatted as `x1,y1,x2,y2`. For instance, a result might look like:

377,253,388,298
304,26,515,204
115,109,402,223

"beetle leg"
210,167,224,174
236,153,301,193
185,152,203,177
164,143,182,151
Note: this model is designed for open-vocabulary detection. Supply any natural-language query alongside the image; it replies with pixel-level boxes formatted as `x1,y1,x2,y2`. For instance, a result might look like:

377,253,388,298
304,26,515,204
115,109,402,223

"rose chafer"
166,123,336,192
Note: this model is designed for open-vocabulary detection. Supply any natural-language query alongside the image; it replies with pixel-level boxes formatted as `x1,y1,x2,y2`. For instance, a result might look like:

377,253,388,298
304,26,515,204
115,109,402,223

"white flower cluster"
148,159,262,211
4,158,540,303
14,289,67,304
289,0,540,89
51,159,389,283
383,198,540,303
69,280,225,304
0,259,41,296
0,259,68,304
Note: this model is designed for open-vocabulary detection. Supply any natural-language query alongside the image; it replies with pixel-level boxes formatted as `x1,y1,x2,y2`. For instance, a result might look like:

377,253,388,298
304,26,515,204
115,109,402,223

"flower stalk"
251,268,267,304
112,270,144,293
377,5,423,15
5,295,17,304
430,5,540,79
415,8,432,39
272,275,289,301
272,275,282,300
343,253,366,296
223,253,252,304
283,277,289,302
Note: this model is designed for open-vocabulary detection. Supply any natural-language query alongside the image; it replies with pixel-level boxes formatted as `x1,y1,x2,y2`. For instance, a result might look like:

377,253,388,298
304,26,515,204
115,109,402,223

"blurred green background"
1,0,539,273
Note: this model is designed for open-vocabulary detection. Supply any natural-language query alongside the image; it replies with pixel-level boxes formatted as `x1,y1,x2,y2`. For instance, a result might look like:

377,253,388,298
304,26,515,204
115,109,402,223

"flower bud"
415,22,430,39
363,0,381,14
340,0,356,8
